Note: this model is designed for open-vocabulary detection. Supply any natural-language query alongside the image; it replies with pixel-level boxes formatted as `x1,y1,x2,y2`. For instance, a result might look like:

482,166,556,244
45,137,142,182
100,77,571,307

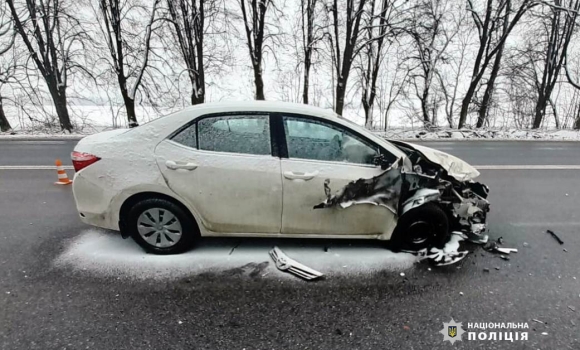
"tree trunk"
574,104,580,130
303,58,311,104
123,96,138,128
458,83,478,129
0,95,12,132
532,95,548,129
477,43,505,128
253,62,265,100
362,102,371,128
335,81,346,115
47,83,73,132
191,89,204,105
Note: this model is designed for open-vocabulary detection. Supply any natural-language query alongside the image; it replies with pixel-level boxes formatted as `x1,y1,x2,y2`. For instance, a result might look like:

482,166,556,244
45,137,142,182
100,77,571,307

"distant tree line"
0,0,579,133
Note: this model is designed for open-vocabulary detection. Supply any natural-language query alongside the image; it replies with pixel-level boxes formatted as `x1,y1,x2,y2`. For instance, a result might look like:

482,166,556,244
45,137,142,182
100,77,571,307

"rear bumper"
72,172,120,231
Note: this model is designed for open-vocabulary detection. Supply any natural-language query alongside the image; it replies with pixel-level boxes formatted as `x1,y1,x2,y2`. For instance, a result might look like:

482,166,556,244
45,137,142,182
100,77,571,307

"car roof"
180,101,340,121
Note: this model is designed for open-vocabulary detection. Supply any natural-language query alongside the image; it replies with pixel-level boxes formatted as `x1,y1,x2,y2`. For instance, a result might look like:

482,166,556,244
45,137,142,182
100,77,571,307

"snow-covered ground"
374,128,580,141
54,229,422,280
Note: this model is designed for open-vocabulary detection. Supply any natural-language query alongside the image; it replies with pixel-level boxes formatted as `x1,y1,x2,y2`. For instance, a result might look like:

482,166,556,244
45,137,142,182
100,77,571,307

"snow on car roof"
179,100,340,120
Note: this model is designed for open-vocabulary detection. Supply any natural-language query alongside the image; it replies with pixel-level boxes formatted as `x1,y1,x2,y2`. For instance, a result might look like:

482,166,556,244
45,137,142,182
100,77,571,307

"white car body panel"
154,139,283,234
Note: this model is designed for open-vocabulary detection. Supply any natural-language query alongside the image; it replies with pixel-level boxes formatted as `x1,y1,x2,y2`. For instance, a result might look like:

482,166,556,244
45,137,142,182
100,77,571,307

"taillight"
71,151,100,172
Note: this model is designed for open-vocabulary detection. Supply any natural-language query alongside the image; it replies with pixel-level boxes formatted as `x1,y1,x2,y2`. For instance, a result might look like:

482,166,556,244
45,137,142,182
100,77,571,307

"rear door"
278,114,398,236
154,113,283,234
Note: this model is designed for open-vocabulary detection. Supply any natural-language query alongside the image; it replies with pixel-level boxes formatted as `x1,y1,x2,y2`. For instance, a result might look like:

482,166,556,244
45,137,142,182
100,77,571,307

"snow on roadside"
5,126,580,141
373,128,580,141
54,229,420,280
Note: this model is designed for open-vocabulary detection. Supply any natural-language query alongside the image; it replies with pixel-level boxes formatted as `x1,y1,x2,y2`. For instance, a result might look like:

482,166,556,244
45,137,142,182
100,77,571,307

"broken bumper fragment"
269,247,324,280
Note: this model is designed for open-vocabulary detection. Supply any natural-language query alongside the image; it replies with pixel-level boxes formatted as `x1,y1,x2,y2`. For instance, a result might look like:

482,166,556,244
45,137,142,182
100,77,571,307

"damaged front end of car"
314,140,490,261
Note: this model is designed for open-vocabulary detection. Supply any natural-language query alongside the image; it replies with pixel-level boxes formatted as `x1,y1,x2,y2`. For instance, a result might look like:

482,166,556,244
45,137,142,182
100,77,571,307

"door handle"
166,160,198,171
283,171,319,181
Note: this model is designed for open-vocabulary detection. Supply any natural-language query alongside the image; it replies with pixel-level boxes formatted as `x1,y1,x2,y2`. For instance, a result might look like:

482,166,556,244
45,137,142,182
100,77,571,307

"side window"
171,123,197,148
283,116,380,165
198,115,271,155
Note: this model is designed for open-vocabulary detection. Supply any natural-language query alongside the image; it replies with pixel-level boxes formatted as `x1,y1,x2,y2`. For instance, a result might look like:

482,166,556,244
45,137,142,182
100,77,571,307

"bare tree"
301,0,323,104
376,51,409,130
531,0,579,128
457,0,537,129
327,0,368,115
238,0,272,100
405,0,459,128
98,0,161,127
166,0,217,105
6,0,89,131
0,2,16,132
359,0,400,128
562,2,580,128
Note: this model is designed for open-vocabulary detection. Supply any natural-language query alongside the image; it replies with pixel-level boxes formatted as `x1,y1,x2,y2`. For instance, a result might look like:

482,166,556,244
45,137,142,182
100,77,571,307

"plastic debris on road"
269,246,324,280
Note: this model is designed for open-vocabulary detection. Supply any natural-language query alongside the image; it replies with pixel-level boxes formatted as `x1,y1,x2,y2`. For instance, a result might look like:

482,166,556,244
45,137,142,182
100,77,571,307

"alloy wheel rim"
137,208,182,248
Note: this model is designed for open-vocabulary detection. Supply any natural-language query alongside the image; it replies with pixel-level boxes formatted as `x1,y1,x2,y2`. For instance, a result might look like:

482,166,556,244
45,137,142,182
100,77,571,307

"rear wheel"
125,198,197,254
390,202,450,251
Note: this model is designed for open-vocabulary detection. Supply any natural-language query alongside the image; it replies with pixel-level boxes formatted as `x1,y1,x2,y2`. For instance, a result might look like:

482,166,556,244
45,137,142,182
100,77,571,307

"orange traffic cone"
54,159,73,185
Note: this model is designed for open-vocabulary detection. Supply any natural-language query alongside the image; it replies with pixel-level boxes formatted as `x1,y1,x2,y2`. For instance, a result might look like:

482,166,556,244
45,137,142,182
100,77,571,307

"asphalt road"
1,139,580,349
3,138,580,166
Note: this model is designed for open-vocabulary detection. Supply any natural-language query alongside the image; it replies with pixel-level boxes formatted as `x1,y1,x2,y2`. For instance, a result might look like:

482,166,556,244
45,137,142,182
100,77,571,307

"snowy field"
3,103,580,141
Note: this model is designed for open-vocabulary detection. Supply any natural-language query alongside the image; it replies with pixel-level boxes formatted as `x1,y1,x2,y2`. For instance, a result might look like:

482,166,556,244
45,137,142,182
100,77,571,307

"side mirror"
372,154,390,170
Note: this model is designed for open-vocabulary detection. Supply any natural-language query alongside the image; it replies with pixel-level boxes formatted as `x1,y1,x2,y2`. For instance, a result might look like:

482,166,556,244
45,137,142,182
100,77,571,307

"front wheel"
390,202,450,251
125,198,197,255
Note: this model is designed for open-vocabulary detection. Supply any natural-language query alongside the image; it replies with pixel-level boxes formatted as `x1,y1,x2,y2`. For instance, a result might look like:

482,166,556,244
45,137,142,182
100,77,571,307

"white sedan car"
72,101,489,255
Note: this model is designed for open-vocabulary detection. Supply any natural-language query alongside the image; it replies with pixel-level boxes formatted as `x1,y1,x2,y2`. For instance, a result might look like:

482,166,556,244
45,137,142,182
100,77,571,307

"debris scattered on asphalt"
400,272,405,277
413,233,469,266
269,246,323,280
546,230,564,245
483,268,490,272
532,319,544,324
496,247,518,254
484,241,518,255
497,237,504,245
403,325,411,331
483,241,498,252
459,292,464,296
563,248,568,252
568,306,576,312
500,255,510,261
494,267,500,270
178,320,183,325
523,242,529,247
541,332,548,336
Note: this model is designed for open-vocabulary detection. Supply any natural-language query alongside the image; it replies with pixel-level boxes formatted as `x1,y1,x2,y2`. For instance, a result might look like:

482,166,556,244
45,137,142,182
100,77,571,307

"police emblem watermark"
439,319,529,344
439,319,465,344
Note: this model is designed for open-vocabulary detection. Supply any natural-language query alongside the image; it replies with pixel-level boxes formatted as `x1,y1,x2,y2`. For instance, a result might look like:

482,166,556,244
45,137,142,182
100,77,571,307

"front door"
155,113,283,234
279,114,397,236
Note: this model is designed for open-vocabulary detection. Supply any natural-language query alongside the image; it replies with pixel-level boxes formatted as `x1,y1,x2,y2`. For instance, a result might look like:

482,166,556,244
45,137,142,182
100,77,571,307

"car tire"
390,202,450,251
126,198,198,255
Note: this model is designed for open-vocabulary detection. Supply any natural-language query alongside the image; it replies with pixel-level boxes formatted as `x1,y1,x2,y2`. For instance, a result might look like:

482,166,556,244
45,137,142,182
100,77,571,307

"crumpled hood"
394,141,480,181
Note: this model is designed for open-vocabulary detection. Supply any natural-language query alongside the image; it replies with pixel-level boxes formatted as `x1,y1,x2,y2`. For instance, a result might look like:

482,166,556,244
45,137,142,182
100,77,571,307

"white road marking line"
0,165,74,170
1,140,68,145
0,165,579,170
474,165,580,170
510,222,580,227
